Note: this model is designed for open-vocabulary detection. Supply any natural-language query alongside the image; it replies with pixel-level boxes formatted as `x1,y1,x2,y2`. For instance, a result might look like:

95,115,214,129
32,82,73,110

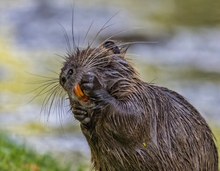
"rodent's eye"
67,69,73,75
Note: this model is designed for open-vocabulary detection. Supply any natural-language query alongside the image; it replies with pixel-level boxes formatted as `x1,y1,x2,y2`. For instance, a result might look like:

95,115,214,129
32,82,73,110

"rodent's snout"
59,68,74,88
60,75,66,86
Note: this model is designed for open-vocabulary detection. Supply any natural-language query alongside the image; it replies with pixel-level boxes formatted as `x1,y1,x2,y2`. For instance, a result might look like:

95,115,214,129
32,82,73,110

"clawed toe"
72,104,91,125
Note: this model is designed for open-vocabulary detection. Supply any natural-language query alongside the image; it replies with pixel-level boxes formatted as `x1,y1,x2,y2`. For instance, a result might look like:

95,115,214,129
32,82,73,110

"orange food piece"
74,84,84,97
74,84,89,102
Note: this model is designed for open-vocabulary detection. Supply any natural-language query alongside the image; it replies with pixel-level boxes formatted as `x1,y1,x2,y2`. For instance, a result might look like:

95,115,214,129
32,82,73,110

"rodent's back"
145,85,218,170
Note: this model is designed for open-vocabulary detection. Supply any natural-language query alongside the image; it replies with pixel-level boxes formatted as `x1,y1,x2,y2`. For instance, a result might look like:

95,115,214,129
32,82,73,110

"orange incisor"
74,84,89,102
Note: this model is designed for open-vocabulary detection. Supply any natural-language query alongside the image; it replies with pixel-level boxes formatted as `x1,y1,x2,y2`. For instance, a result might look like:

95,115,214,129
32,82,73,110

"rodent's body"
80,83,218,171
59,41,218,171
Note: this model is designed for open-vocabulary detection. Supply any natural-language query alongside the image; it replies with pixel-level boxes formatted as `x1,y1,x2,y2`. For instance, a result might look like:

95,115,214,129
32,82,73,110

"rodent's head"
59,40,137,100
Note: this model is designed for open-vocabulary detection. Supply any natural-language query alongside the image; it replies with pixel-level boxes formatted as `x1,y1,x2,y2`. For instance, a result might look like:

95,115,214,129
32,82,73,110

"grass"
0,133,71,171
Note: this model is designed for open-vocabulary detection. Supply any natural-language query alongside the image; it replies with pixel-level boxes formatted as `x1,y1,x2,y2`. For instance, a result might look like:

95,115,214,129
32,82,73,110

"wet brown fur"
60,42,218,171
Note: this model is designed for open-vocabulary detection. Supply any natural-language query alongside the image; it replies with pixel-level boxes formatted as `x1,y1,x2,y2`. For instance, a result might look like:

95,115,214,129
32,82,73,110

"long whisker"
89,11,120,47
71,4,76,50
55,53,68,61
117,41,158,47
41,84,65,119
41,87,58,120
77,33,81,49
27,81,58,93
56,90,68,124
44,68,60,76
97,27,148,49
83,20,94,46
83,45,116,67
28,83,60,103
57,22,72,55
26,79,59,85
82,36,157,68
26,72,58,79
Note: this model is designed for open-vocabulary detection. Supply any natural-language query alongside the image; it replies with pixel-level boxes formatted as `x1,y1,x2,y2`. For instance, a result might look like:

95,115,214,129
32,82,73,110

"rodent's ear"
103,40,120,54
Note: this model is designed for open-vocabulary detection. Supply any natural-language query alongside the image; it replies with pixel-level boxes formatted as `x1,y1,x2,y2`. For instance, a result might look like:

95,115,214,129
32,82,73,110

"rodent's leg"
72,104,91,125
80,73,145,140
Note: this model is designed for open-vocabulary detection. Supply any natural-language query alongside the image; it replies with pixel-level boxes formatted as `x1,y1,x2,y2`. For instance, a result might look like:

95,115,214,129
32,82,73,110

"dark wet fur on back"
58,39,218,171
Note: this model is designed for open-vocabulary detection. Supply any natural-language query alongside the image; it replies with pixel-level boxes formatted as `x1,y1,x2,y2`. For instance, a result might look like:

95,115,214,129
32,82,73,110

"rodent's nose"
60,76,66,86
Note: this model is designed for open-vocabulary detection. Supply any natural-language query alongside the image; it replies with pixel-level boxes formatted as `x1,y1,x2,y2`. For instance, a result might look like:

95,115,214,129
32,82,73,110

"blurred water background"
1,0,220,170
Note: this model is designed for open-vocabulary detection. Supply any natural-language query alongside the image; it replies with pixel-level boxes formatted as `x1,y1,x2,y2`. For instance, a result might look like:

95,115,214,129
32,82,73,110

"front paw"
72,104,90,125
80,72,107,102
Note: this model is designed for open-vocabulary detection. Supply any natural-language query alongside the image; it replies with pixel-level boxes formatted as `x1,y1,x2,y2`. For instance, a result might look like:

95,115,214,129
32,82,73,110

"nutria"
59,40,218,171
